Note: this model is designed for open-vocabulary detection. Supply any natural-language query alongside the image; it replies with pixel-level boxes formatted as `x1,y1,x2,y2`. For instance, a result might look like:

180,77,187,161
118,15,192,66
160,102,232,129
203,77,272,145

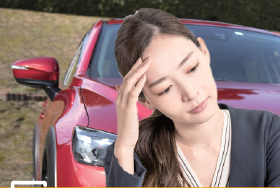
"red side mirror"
12,57,61,101
12,57,59,88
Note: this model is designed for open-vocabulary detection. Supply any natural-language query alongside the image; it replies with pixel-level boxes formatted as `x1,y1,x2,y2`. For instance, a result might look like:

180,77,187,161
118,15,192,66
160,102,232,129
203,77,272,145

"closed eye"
158,86,172,96
157,63,199,96
188,63,199,73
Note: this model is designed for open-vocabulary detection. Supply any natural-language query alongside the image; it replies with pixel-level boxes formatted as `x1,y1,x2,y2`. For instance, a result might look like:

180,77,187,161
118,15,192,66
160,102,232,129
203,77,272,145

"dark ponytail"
136,109,191,186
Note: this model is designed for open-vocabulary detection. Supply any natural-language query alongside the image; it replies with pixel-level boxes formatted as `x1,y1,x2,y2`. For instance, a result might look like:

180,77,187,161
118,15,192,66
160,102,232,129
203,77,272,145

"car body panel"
80,76,153,134
35,86,88,180
216,81,280,114
54,87,88,149
37,98,64,180
273,31,280,36
76,20,103,75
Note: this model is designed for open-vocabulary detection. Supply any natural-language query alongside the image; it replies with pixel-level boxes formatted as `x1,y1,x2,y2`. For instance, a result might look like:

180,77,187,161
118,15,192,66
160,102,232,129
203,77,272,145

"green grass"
0,100,39,185
0,8,109,96
0,8,110,186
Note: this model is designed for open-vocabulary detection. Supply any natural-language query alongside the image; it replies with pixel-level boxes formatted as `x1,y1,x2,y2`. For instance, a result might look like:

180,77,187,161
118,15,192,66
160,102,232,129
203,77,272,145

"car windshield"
88,23,280,84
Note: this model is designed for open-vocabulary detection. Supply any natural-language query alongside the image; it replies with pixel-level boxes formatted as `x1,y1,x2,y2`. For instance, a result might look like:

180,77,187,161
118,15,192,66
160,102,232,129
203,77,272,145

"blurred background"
0,0,279,186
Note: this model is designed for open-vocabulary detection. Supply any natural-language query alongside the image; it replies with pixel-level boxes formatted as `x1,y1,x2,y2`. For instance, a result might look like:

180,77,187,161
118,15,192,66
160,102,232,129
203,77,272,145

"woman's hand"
114,57,151,174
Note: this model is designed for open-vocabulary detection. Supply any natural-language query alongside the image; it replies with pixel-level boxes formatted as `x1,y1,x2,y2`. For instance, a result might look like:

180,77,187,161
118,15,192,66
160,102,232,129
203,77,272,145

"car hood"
216,81,280,115
83,78,280,134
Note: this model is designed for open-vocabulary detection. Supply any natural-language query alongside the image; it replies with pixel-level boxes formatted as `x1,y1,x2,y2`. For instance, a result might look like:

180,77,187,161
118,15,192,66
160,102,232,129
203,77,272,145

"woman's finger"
128,74,146,105
126,57,150,81
127,58,150,87
117,57,150,105
122,59,150,103
123,57,142,82
117,57,143,101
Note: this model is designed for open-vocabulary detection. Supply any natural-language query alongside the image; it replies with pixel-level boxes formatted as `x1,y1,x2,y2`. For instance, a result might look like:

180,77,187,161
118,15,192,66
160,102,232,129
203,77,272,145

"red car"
12,18,280,187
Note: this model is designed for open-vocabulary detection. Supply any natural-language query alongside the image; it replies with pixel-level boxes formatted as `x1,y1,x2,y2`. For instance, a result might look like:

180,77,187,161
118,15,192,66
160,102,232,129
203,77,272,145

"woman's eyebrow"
149,51,194,89
149,77,167,89
177,51,194,69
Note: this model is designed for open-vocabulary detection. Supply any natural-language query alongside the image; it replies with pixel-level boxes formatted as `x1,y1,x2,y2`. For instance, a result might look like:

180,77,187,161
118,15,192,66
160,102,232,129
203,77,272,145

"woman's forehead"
143,36,196,62
143,36,197,81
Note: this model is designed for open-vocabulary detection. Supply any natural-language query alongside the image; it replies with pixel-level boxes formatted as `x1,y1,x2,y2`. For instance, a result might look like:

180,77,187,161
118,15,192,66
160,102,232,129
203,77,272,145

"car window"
63,31,90,86
88,24,280,84
88,24,121,78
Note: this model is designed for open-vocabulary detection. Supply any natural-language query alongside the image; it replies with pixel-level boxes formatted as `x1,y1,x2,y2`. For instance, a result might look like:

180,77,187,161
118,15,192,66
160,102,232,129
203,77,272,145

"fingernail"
143,61,149,67
140,74,146,80
141,57,149,63
136,58,141,65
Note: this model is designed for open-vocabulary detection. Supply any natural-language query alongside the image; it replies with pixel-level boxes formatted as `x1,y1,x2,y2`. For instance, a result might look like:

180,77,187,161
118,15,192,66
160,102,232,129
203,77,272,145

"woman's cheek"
155,95,174,112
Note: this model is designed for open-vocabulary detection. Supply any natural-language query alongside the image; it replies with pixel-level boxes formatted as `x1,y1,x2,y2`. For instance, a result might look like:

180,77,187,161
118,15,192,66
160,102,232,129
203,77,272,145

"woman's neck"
174,105,224,148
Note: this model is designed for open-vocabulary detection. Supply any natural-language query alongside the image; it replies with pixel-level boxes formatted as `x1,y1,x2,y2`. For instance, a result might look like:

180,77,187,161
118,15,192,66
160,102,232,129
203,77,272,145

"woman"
104,8,280,187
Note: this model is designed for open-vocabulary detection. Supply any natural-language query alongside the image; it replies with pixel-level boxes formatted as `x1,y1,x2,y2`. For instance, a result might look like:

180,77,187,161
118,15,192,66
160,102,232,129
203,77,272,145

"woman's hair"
114,8,200,187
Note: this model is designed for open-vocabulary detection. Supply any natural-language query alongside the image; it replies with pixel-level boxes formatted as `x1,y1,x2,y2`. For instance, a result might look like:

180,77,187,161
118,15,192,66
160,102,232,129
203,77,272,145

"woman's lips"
189,97,208,114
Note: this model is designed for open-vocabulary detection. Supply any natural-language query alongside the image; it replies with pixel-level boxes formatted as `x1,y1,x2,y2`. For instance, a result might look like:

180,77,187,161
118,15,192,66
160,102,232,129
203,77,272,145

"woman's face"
141,35,219,125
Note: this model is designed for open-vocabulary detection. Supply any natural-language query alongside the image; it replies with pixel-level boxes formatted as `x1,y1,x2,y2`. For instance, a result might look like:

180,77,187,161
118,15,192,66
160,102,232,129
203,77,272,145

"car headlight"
72,126,117,167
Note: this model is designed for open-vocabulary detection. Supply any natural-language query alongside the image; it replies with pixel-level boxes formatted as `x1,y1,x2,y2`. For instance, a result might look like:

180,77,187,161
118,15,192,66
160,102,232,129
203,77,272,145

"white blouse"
177,109,232,187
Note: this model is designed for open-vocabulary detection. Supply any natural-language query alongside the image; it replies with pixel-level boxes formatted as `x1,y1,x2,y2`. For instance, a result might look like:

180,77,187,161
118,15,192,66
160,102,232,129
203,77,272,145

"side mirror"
12,57,61,101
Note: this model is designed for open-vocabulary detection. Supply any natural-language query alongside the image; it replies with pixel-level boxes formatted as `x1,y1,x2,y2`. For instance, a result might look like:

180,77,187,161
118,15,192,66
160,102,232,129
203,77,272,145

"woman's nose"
180,81,199,102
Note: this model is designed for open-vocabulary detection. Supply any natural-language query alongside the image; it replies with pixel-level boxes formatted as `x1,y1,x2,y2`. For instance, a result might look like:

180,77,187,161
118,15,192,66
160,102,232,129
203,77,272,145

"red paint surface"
12,57,59,81
80,76,152,134
57,141,105,187
76,20,103,75
216,81,280,115
107,18,279,37
54,87,88,150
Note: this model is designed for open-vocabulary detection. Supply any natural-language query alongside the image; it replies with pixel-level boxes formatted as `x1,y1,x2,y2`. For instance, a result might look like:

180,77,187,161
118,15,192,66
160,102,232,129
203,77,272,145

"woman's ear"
197,37,210,63
197,37,206,48
138,97,155,110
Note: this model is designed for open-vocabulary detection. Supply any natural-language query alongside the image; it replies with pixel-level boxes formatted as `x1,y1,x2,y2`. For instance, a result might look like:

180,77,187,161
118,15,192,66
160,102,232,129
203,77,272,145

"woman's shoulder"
219,103,279,120
218,102,280,131
219,103,280,186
